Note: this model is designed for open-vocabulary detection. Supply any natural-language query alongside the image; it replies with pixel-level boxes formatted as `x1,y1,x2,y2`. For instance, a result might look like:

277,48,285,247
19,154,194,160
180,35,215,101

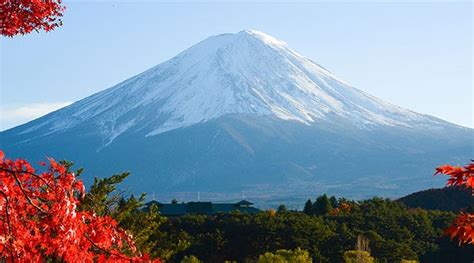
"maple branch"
83,234,132,261
0,151,150,261
0,167,53,189
8,170,46,213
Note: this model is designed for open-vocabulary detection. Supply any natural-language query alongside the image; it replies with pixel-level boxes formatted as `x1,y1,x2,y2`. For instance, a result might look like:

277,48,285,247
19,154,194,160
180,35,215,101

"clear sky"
1,1,472,130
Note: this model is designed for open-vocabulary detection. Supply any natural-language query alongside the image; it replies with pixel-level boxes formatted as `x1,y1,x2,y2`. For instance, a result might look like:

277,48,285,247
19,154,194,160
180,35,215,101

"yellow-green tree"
343,250,374,263
181,255,201,263
258,248,312,263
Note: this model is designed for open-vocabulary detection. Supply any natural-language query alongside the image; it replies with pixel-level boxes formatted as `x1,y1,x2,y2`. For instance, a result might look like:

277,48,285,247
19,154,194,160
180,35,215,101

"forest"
84,172,474,262
1,151,473,262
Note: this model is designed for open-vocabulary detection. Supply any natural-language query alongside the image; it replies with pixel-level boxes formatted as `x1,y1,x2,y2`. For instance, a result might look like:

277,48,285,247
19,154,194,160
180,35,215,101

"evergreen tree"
303,199,313,215
277,204,288,213
329,196,338,208
313,194,333,216
80,172,166,259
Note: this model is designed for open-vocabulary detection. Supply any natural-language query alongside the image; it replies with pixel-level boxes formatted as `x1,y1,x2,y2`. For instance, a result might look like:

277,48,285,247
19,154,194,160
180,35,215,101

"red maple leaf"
0,150,160,262
435,160,474,246
0,0,65,37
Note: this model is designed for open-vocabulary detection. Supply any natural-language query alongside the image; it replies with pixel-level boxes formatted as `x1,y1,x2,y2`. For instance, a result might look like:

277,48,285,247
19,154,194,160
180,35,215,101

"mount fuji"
1,30,472,203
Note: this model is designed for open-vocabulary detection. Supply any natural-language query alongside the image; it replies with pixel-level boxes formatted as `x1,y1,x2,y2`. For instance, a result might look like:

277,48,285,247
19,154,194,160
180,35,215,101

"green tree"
343,250,374,263
80,172,130,215
258,252,286,263
303,199,313,215
181,255,201,263
313,194,333,216
277,204,288,213
258,248,312,263
330,196,338,207
79,172,166,259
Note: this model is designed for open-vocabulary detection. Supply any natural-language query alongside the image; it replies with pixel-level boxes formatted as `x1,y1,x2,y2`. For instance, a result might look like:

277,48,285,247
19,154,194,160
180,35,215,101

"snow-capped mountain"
1,30,472,203
13,30,450,144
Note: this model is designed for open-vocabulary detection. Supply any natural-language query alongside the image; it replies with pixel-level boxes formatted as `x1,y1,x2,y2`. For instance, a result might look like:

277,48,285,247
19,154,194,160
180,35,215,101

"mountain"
398,187,474,212
1,30,472,202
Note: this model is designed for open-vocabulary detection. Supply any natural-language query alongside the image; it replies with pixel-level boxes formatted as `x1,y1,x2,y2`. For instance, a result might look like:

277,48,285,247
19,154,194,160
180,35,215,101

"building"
145,200,260,216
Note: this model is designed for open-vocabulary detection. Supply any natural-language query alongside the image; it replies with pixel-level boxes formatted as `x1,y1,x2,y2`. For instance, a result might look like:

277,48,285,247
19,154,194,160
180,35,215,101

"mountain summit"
10,30,451,143
1,30,471,204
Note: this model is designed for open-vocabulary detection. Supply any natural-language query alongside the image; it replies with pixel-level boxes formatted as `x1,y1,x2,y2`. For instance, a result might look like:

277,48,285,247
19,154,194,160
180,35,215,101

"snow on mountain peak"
238,29,287,47
14,30,444,145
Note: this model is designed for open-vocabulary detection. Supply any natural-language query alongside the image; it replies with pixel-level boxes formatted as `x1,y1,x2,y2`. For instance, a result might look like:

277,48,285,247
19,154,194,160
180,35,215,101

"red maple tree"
0,151,160,262
435,161,474,245
0,0,65,37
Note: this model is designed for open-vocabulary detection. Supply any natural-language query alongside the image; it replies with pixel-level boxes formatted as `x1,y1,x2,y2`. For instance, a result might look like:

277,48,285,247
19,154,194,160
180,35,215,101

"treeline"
398,187,474,212
90,174,474,263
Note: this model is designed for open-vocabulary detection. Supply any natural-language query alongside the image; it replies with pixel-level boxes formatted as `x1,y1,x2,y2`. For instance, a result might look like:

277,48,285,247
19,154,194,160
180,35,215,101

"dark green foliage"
398,187,474,212
80,177,474,263
304,194,337,216
79,173,167,259
160,211,333,262
313,194,333,216
80,172,130,215
330,196,338,208
154,197,473,262
303,199,313,215
277,204,288,213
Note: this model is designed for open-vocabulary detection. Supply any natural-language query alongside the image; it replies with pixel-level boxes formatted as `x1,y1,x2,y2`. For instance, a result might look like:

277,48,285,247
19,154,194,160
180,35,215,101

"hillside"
398,187,474,212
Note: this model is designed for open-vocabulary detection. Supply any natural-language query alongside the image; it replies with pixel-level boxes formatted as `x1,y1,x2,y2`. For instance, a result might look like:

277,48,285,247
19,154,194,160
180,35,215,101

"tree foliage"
156,196,473,262
398,187,474,212
303,199,313,215
2,149,472,261
180,255,201,263
435,161,474,245
342,250,374,263
0,0,65,37
313,194,333,216
258,248,312,263
0,151,159,262
77,167,169,260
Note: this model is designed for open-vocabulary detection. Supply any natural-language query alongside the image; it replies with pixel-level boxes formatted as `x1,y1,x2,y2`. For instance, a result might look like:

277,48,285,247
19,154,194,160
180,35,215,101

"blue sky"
1,1,472,130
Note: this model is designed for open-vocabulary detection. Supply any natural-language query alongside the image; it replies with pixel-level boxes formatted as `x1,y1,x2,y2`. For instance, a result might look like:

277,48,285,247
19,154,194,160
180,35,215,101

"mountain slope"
1,30,472,201
398,187,474,212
